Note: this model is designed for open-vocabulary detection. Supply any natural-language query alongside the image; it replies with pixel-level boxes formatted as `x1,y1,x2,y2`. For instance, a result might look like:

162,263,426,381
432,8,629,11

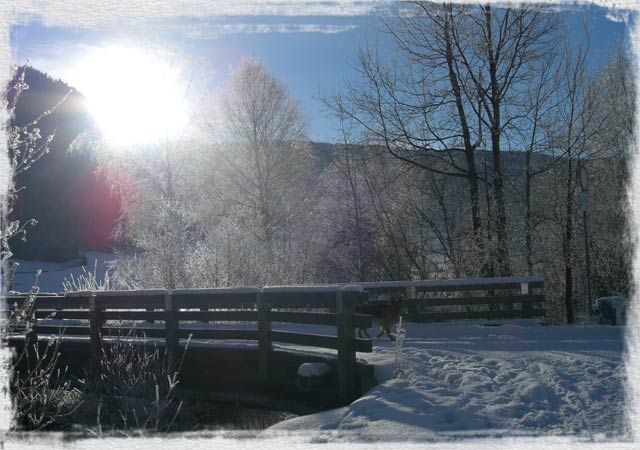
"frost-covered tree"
529,40,633,323
216,59,316,283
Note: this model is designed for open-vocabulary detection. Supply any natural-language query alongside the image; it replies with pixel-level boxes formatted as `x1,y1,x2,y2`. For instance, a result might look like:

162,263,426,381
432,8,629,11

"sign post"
577,163,592,319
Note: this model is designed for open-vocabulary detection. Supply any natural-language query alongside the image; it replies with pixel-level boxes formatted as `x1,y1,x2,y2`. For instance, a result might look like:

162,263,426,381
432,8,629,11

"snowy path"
269,320,627,442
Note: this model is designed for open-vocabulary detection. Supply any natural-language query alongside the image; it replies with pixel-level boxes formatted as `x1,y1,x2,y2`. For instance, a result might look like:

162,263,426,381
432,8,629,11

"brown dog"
356,297,402,341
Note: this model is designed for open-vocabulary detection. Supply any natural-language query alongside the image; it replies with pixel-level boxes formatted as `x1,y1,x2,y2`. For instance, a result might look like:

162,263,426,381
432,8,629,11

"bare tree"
537,32,622,323
219,59,314,283
326,2,561,276
319,115,375,282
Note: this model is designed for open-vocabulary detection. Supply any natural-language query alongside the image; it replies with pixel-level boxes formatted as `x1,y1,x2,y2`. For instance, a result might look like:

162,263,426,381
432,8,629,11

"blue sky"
10,3,631,143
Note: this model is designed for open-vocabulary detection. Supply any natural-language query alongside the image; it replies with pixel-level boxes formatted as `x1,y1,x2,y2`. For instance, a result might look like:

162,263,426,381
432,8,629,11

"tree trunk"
563,159,575,324
484,5,511,277
525,151,533,275
444,5,484,267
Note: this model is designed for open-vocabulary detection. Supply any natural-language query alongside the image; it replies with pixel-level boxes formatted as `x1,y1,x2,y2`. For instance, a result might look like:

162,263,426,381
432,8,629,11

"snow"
263,285,364,293
298,362,331,378
7,250,114,293
172,287,261,295
268,320,628,442
93,289,169,296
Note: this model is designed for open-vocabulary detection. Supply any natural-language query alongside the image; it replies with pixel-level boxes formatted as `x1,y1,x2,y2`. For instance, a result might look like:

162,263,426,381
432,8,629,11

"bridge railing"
2,285,372,400
330,275,546,322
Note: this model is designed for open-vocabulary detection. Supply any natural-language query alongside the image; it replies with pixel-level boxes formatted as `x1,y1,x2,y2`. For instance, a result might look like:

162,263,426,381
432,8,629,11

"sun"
71,44,190,146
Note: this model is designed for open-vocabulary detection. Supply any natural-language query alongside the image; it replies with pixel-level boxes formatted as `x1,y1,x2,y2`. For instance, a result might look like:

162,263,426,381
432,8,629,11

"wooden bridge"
2,276,545,413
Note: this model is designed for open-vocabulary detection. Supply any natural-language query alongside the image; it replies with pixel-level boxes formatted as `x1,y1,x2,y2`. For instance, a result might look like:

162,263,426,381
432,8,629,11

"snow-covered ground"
268,319,628,442
7,251,114,293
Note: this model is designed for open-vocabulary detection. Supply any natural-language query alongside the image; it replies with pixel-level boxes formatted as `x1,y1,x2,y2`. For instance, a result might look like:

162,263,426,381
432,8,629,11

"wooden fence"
2,276,546,401
335,276,546,322
3,285,372,400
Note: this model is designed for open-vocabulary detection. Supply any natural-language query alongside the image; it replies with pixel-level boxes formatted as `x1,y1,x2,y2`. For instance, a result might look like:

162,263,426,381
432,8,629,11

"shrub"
76,334,191,435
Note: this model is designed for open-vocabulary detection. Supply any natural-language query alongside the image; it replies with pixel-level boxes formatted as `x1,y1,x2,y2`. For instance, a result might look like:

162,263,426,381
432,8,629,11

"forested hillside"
8,66,105,261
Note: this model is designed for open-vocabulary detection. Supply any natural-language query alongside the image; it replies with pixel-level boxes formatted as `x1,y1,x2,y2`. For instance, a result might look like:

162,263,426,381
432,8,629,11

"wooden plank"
359,282,545,296
35,296,90,309
270,330,339,349
101,311,166,321
94,295,164,309
35,310,90,320
3,293,59,308
264,292,339,308
271,311,335,325
172,287,260,296
5,323,28,333
416,282,543,293
263,286,365,308
100,326,166,338
177,328,259,341
351,276,545,293
172,292,257,309
410,308,546,322
415,294,545,308
270,331,371,353
34,324,91,335
177,310,258,322
269,311,372,329
90,289,168,297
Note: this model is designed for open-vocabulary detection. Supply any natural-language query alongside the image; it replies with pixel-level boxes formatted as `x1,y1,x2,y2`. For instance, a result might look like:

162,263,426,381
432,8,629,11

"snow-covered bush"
62,259,112,292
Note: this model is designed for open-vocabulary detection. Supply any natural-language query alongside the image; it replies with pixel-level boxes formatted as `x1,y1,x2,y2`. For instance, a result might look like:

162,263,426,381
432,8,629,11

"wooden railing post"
89,292,103,363
165,291,179,369
257,289,271,382
199,305,209,323
521,282,532,317
337,288,356,401
405,285,416,318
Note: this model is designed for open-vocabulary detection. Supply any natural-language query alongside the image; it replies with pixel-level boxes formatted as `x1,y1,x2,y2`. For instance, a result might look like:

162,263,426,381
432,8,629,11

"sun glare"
71,45,190,147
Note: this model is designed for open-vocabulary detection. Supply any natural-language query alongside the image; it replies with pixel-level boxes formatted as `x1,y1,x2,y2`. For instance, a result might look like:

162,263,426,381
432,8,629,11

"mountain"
8,66,98,261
